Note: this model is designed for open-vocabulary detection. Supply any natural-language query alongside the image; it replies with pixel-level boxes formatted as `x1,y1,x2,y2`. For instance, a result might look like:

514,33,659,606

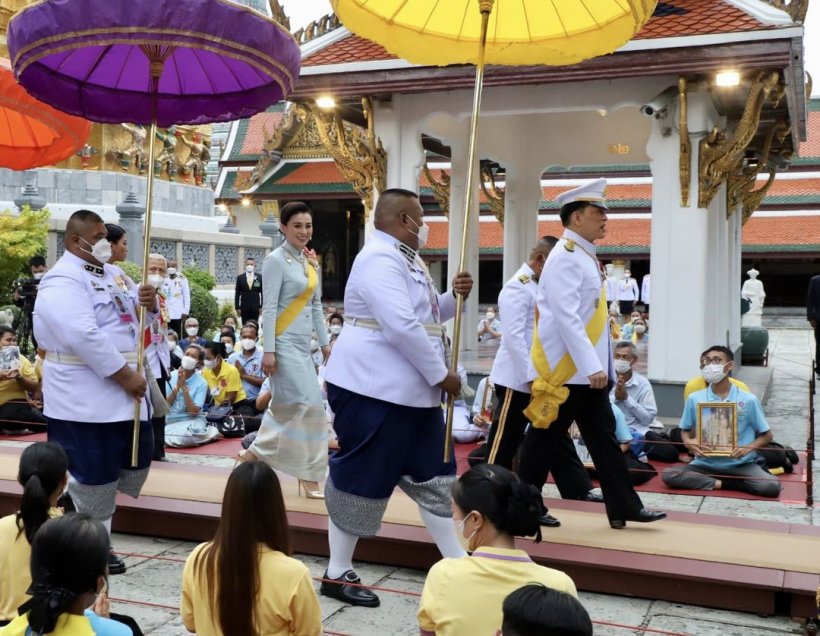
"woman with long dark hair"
1,513,129,635
182,461,321,636
417,464,578,636
237,201,330,498
0,442,67,625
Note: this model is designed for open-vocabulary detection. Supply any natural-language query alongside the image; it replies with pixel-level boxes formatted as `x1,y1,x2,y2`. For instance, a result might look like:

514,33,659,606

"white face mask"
32,272,45,280
486,311,495,321
223,343,233,354
245,265,254,274
167,267,177,277
203,359,217,370
181,355,198,371
614,359,632,374
241,338,256,351
147,274,164,289
79,237,112,264
702,363,728,385
329,324,342,335
453,516,477,553
405,215,429,250
634,324,647,334
186,327,198,337
624,272,631,280
167,339,177,348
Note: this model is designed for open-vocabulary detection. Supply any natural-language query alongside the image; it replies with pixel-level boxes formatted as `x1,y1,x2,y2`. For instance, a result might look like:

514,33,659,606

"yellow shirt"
0,508,62,621
202,362,246,404
0,356,37,406
417,546,577,636
181,543,322,636
683,376,750,402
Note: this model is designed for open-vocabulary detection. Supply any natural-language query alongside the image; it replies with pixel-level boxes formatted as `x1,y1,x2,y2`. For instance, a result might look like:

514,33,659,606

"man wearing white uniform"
144,254,171,460
617,268,640,317
34,210,158,573
519,180,665,529
640,273,651,313
322,189,473,607
161,259,189,337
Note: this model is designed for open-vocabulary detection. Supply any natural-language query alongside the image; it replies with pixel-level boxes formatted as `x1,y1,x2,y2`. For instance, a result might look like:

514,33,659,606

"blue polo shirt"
227,348,265,400
680,384,769,470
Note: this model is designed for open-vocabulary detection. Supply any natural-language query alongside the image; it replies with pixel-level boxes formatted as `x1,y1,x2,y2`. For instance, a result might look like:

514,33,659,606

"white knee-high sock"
101,517,112,537
418,505,466,559
327,520,359,579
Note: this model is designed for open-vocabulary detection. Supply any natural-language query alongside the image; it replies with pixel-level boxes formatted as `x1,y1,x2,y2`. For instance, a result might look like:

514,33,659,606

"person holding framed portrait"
662,346,780,497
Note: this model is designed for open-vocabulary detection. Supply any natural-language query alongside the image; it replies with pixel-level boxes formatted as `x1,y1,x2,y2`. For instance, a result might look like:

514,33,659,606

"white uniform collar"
521,263,535,277
563,229,597,256
64,250,105,278
373,229,417,266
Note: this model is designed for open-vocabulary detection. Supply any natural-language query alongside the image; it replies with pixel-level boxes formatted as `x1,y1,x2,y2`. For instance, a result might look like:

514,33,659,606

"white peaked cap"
556,177,608,209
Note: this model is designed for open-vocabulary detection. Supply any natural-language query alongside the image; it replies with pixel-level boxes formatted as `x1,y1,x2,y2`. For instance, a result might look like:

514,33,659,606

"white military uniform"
617,275,640,303
605,275,619,304
325,229,455,407
490,263,536,394
533,229,614,386
162,273,190,321
641,274,651,306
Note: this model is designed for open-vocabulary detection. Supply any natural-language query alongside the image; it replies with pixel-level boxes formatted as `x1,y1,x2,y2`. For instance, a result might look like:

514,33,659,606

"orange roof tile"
276,161,347,185
239,111,285,157
302,1,770,68
798,110,820,159
425,215,820,250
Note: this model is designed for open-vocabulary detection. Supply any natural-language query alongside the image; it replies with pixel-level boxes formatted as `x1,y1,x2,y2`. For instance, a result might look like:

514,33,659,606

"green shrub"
217,300,238,327
0,206,49,305
189,282,218,335
116,260,143,283
182,265,215,291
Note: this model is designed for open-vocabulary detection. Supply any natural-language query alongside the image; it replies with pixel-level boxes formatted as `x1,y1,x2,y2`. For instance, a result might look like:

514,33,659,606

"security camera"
640,86,678,118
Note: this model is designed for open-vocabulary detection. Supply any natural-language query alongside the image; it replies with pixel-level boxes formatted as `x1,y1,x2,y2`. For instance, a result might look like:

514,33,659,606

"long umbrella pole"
132,64,162,466
443,0,493,461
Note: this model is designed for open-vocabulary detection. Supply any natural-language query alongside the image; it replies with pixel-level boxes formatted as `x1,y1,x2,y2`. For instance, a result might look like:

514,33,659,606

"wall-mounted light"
715,70,740,87
218,202,228,212
597,108,608,117
241,197,251,207
316,95,336,110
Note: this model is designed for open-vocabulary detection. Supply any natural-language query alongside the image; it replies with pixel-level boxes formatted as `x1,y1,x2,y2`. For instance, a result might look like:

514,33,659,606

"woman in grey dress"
238,202,330,497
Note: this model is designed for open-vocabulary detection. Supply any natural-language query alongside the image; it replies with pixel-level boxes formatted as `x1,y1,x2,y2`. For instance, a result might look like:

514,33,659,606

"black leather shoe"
320,570,380,607
609,509,667,529
108,550,126,575
539,513,561,528
582,491,605,503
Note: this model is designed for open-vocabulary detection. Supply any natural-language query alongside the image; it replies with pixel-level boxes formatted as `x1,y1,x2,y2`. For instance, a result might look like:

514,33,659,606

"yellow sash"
275,264,317,336
524,288,608,429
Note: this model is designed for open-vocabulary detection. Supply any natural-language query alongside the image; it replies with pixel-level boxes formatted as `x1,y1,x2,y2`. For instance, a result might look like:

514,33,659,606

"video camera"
17,278,40,299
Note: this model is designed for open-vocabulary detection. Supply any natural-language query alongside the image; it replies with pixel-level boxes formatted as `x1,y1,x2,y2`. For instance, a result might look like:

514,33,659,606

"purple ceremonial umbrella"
7,0,301,463
6,0,300,127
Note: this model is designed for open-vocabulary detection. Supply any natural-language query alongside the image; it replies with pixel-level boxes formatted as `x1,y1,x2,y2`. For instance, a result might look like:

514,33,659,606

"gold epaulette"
564,239,576,252
518,274,530,284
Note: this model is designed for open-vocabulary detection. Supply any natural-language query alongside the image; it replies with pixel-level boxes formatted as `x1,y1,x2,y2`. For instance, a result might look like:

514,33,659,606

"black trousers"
0,401,47,432
518,385,644,521
644,430,681,463
814,323,820,374
152,368,168,460
484,385,530,469
169,318,182,339
240,307,259,325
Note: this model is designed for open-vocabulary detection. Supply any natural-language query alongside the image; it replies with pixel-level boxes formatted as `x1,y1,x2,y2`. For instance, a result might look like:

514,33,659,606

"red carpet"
454,442,808,504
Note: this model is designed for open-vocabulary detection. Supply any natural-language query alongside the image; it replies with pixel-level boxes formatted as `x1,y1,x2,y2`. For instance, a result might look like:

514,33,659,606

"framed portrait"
696,402,738,456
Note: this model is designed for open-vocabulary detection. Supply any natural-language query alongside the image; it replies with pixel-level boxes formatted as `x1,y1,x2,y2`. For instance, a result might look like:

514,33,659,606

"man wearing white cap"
518,178,666,529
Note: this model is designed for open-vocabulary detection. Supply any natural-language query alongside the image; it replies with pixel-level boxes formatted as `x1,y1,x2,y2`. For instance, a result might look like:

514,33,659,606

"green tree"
217,300,238,326
116,260,143,284
0,206,49,305
182,265,215,291
189,283,218,335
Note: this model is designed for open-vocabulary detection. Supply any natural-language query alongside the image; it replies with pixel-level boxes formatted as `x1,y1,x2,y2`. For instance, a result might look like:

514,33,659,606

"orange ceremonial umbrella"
331,0,659,457
0,57,90,170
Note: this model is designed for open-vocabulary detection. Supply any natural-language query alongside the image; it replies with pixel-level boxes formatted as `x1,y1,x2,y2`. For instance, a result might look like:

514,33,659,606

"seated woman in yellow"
1,513,129,636
181,461,322,636
201,341,253,416
0,326,45,433
417,463,578,636
0,442,67,627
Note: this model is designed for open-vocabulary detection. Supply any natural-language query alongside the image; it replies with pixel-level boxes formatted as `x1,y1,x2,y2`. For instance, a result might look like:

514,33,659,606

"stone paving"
0,325,816,634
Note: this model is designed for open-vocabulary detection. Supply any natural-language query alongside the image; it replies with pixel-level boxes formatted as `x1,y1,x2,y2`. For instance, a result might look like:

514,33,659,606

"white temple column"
647,89,730,384
448,141,480,354
727,205,743,351
501,163,542,282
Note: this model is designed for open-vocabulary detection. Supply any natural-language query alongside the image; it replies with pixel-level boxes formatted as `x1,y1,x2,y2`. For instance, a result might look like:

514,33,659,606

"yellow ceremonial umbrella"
331,0,658,458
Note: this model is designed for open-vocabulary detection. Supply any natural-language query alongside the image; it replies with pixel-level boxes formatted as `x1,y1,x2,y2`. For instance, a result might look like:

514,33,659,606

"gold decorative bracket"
765,0,809,22
479,163,505,223
679,76,691,207
698,71,782,209
307,97,387,218
423,163,451,217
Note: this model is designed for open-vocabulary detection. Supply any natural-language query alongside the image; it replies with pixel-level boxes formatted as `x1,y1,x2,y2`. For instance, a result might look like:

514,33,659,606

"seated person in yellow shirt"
181,462,322,636
683,348,749,401
501,584,593,636
201,341,254,417
417,464,578,636
0,327,45,434
0,442,67,627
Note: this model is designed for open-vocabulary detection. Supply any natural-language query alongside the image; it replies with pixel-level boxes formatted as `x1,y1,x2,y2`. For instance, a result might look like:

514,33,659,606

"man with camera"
12,255,47,350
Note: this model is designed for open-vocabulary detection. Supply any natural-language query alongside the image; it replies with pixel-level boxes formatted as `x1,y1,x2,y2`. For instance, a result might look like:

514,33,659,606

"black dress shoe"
538,513,561,528
320,570,380,607
108,550,126,575
582,491,605,503
609,509,667,529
